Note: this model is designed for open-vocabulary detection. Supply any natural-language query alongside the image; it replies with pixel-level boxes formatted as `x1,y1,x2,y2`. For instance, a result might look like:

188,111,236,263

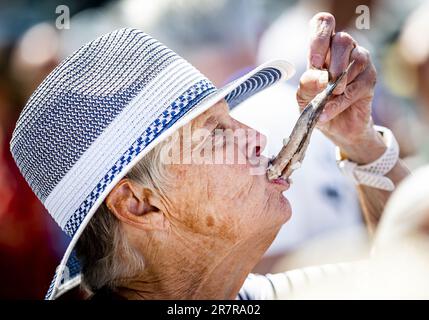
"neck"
116,237,267,300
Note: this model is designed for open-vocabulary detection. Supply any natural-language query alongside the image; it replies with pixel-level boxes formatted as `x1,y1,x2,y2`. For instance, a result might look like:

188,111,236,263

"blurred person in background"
383,1,429,166
279,150,429,299
0,24,65,299
0,0,110,299
57,0,264,87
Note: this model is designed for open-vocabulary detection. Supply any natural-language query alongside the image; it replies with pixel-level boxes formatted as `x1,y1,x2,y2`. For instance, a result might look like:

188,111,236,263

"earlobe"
105,179,166,230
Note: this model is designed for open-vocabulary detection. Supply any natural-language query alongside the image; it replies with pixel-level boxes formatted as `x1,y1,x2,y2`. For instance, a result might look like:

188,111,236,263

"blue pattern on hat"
64,79,216,237
11,28,179,202
45,251,81,300
225,67,281,107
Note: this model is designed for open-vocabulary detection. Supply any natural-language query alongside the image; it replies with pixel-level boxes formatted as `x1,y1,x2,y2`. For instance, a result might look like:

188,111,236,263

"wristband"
335,126,399,191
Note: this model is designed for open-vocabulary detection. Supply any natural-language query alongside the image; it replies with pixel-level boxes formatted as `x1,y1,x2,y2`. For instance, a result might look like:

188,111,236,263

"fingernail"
311,54,323,69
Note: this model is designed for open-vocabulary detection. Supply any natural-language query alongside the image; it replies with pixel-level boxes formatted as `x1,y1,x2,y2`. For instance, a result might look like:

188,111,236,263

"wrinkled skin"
164,101,291,244
106,100,290,299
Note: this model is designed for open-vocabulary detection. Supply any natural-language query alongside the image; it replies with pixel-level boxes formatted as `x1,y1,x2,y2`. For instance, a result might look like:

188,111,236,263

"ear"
105,178,167,231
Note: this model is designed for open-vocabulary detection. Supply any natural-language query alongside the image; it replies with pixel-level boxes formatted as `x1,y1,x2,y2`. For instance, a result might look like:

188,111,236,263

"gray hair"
75,141,171,292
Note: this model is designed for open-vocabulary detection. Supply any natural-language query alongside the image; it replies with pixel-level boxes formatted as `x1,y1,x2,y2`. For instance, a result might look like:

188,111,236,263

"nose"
234,119,267,159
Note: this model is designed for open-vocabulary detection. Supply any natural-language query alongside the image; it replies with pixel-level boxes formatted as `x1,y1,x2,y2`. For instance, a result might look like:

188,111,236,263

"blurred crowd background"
1,0,429,299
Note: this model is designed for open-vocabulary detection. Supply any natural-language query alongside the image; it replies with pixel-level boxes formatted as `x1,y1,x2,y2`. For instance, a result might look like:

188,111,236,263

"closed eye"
211,123,225,135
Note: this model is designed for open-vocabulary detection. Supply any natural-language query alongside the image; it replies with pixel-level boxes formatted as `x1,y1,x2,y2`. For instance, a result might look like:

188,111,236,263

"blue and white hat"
10,28,294,300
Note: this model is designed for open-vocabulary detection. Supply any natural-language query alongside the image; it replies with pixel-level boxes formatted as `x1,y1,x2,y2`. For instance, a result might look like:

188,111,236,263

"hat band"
44,59,210,229
64,79,216,237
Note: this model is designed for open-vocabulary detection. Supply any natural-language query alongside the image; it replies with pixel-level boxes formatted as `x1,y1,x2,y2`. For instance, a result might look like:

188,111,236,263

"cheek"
165,164,235,238
207,165,254,202
165,162,285,242
205,165,268,227
167,164,209,216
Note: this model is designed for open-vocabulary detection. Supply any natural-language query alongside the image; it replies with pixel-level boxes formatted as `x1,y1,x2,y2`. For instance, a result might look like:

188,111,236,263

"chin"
268,193,292,227
278,196,292,224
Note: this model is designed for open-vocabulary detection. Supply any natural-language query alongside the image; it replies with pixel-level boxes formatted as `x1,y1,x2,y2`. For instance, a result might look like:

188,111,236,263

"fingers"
298,43,374,114
347,45,370,83
318,82,366,123
296,69,329,109
319,66,377,123
308,12,335,69
329,32,356,94
303,12,376,126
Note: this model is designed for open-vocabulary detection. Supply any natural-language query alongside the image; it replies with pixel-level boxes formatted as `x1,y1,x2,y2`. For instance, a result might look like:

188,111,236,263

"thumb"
296,69,329,110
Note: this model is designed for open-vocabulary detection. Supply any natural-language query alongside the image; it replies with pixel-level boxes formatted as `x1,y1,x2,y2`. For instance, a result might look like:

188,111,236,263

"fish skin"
267,61,354,181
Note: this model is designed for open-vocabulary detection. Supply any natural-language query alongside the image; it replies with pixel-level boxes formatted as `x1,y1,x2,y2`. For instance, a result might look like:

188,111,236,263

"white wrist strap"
335,126,399,191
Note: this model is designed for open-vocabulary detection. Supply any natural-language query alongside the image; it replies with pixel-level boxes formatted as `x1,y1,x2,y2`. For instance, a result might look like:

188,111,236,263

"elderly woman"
11,13,409,300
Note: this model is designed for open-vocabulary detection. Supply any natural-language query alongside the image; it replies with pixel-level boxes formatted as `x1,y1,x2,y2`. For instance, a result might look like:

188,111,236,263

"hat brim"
46,59,295,300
